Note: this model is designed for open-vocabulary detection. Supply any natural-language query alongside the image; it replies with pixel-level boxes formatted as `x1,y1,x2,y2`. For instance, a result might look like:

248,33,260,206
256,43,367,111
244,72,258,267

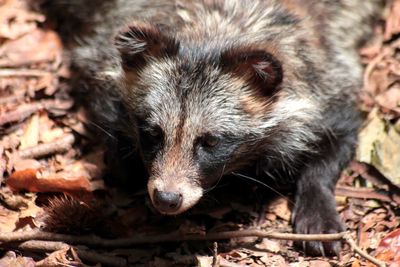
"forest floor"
0,0,399,266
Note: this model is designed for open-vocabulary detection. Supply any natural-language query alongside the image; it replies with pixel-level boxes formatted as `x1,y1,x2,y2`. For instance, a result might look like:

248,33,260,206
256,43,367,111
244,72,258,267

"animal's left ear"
114,23,179,70
221,49,283,97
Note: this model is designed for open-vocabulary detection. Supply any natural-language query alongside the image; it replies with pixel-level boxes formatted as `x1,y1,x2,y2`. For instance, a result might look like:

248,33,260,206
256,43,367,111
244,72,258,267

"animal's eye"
148,127,162,139
200,134,220,149
138,122,164,147
145,126,163,142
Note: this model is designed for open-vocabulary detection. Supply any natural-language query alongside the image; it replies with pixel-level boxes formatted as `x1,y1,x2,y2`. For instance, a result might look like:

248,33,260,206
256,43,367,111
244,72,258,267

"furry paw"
293,207,344,256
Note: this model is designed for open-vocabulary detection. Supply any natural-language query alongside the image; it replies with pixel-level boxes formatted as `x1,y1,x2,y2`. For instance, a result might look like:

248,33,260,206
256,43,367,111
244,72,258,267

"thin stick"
0,147,5,182
343,233,386,267
0,229,347,246
17,133,75,159
212,242,219,267
0,93,25,105
0,103,42,126
0,229,386,267
0,99,72,127
0,69,51,77
12,240,127,267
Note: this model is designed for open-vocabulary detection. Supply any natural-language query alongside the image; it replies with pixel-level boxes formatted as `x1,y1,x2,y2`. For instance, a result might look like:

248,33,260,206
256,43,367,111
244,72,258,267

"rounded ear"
114,23,179,70
220,49,283,96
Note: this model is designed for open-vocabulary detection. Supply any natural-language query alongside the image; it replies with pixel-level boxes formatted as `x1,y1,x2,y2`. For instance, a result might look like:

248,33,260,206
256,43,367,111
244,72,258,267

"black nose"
153,189,182,213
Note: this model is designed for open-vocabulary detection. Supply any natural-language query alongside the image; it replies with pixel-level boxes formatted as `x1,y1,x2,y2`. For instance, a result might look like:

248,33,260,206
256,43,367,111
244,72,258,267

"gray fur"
42,0,384,256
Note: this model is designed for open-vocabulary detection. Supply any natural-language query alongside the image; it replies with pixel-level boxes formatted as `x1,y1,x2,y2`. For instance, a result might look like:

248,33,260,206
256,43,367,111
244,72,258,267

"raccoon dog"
42,0,383,256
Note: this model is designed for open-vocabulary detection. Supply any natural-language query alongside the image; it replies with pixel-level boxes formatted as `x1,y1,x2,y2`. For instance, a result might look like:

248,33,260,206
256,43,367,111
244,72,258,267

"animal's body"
42,0,383,255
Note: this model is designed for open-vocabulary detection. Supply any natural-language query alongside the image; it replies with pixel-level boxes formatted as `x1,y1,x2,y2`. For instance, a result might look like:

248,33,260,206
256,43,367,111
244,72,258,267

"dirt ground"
0,0,399,266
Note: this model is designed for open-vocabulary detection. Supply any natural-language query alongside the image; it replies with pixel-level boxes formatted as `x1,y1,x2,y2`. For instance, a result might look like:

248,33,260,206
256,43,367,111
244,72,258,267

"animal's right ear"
114,23,179,70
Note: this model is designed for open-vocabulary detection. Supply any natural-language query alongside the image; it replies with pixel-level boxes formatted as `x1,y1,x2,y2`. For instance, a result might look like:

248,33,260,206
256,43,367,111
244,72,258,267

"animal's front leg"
292,137,355,256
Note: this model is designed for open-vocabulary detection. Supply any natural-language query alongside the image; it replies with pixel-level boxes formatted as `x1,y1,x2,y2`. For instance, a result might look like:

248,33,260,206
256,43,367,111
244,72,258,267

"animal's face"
114,23,286,214
134,61,269,214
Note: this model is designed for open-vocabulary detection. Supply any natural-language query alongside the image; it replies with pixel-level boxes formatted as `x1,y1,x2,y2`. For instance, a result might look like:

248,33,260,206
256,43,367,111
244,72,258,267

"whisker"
204,163,227,194
232,172,294,205
86,120,118,140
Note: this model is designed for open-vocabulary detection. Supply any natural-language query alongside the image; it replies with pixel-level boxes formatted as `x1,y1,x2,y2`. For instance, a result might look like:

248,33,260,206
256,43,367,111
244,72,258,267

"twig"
8,240,127,267
0,102,42,126
0,229,386,266
350,161,400,195
17,240,69,251
212,242,219,267
0,229,347,246
17,133,75,159
219,258,247,267
335,186,392,203
343,233,386,267
0,99,73,127
0,147,5,182
363,47,392,93
0,69,51,77
349,161,400,205
0,93,25,105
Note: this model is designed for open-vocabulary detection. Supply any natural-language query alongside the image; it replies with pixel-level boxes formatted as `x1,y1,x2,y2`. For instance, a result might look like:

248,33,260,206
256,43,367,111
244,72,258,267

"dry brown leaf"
6,168,93,193
260,254,287,267
12,158,41,171
35,74,59,96
372,228,400,267
0,29,62,67
309,260,331,267
0,0,44,40
268,197,291,221
384,0,400,40
351,259,361,267
39,113,65,143
64,151,105,181
35,247,85,267
360,40,382,61
219,258,248,267
375,85,400,116
369,65,392,95
196,256,213,267
0,205,19,232
207,206,232,219
19,113,39,149
357,109,400,184
18,194,43,222
359,230,372,251
0,251,35,267
255,238,281,253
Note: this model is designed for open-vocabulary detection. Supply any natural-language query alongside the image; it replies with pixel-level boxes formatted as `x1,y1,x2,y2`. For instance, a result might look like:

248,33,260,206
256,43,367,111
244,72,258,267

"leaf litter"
0,0,399,266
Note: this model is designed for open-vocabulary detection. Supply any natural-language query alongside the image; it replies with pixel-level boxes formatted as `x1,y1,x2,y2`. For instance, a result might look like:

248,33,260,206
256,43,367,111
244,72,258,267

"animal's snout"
153,189,183,213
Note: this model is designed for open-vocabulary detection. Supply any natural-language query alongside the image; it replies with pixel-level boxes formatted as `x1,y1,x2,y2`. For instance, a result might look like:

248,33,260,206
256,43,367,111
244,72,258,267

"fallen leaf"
219,258,248,267
0,187,29,210
255,238,281,253
375,85,400,116
40,127,65,144
268,197,291,221
373,228,400,266
196,256,213,267
309,260,331,267
0,205,19,232
35,247,84,267
0,29,62,67
12,158,41,171
0,0,44,40
6,168,93,193
384,0,400,40
19,113,39,149
0,251,35,267
18,194,43,221
357,109,400,184
351,259,361,267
